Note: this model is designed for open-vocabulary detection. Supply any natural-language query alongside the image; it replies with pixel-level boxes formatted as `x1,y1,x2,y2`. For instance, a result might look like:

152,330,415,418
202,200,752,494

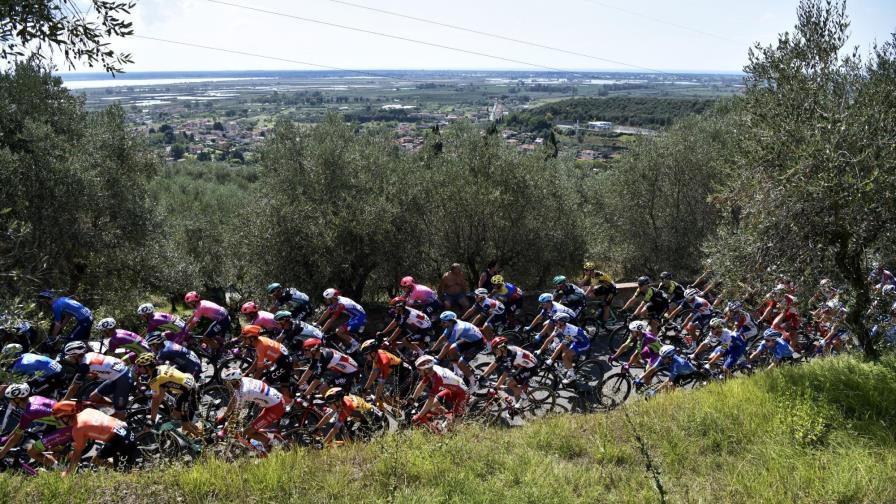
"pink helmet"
184,291,200,303
240,301,258,314
400,276,416,288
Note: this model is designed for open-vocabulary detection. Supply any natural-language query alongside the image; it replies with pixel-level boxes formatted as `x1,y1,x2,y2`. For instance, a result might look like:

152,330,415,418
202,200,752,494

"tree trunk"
834,232,878,360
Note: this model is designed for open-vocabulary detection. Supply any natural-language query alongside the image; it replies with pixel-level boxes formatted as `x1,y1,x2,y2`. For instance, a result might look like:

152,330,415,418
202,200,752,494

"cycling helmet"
324,387,345,402
551,275,566,286
240,301,258,315
825,300,843,312
684,288,699,299
137,303,155,316
491,336,508,349
359,339,379,354
4,383,30,399
726,301,743,312
763,328,782,340
184,291,200,303
303,338,323,351
659,271,672,280
63,341,88,357
883,285,896,296
709,318,725,329
266,282,283,294
389,296,407,307
36,290,57,300
628,320,648,332
322,288,339,300
637,276,651,286
659,345,676,358
95,318,116,331
240,325,262,338
474,288,489,297
52,400,79,417
491,275,505,286
135,353,157,367
819,278,832,288
583,261,595,270
400,276,415,288
273,310,293,321
415,355,435,369
221,368,243,381
538,293,553,303
145,331,166,346
439,311,457,322
1,343,23,358
553,312,571,323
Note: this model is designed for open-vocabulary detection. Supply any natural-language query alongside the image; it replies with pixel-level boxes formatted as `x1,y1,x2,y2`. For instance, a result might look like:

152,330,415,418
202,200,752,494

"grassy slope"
3,355,896,504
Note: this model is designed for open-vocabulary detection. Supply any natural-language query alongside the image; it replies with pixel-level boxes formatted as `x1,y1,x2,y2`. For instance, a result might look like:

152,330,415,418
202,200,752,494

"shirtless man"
439,263,470,311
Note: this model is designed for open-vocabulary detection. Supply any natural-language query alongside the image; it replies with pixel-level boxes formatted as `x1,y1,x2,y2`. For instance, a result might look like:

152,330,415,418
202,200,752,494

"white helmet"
474,288,489,297
4,383,30,399
659,345,676,358
96,318,116,331
145,331,166,346
709,318,725,329
1,343,23,358
63,340,88,357
322,288,338,300
684,288,699,299
137,303,155,316
221,368,243,381
628,320,648,332
415,355,435,369
883,285,896,296
825,300,843,312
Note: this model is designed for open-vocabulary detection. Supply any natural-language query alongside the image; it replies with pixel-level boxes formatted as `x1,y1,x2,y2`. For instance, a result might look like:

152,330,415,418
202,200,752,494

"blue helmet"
439,311,457,322
538,293,553,303
763,328,782,340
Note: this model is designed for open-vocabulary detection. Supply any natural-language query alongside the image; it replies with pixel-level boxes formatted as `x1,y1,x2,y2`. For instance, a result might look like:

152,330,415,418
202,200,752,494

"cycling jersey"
254,336,288,368
660,281,685,301
475,297,505,316
279,321,323,347
271,288,311,317
758,338,795,361
407,285,438,305
313,348,359,375
705,328,744,350
248,310,279,332
555,323,590,353
373,350,402,378
555,283,585,306
424,365,468,394
664,355,697,380
148,365,196,395
540,302,576,320
146,312,186,335
333,395,374,423
75,352,127,381
51,297,92,323
683,296,713,316
495,346,538,372
157,341,202,376
107,329,149,356
492,283,523,303
234,377,283,408
733,311,758,339
189,300,228,324
327,296,366,318
639,287,669,305
71,408,129,452
16,396,62,432
398,307,432,330
443,321,484,344
11,353,63,378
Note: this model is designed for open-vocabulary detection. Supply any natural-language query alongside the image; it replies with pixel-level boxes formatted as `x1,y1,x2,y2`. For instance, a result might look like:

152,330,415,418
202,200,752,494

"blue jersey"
51,297,92,323
759,338,794,361
157,341,202,374
443,320,483,344
12,353,63,378
541,302,576,320
666,355,697,379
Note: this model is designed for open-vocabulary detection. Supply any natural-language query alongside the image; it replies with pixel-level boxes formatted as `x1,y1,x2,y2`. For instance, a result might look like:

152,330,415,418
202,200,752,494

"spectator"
439,263,470,311
478,259,501,293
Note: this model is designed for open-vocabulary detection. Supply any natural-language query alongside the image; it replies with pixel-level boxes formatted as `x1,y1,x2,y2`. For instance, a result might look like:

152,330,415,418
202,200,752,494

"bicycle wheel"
215,356,252,383
608,326,634,361
575,359,604,388
599,372,632,409
197,384,231,423
521,386,557,418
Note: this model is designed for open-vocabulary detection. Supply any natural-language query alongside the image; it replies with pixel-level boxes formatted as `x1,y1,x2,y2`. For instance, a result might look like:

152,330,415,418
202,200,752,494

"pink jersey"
408,285,437,304
250,310,279,332
189,300,227,324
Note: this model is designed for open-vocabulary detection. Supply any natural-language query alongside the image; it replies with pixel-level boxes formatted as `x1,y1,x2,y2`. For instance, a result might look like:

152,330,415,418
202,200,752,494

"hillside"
3,355,895,503
504,96,717,133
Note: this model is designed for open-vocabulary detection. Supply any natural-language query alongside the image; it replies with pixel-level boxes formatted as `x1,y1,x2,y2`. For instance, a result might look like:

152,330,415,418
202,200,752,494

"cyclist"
536,313,590,384
0,384,63,467
295,338,359,397
240,325,294,404
314,387,377,445
217,369,285,453
183,291,231,359
657,272,685,307
621,276,670,334
400,276,442,319
145,331,202,379
137,303,187,343
814,300,849,354
53,400,137,477
552,275,586,318
639,345,698,392
0,320,35,352
240,302,279,334
432,311,485,386
869,263,896,291
266,283,312,322
582,266,618,325
133,353,201,437
273,310,323,353
410,355,468,427
36,290,93,345
666,288,714,346
478,336,540,407
60,341,132,420
692,318,747,377
609,320,662,369
724,301,758,344
2,344,67,397
462,288,506,340
317,288,365,354
380,297,432,357
490,275,525,326
748,329,796,369
527,293,577,344
359,339,404,406
95,318,150,365
765,286,801,348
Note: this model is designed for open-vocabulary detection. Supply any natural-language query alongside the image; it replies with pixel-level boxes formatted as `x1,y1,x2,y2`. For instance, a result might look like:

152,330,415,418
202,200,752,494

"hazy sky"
60,0,896,73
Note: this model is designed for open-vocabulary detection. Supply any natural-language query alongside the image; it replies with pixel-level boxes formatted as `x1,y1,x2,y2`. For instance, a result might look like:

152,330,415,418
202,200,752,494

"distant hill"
504,96,716,133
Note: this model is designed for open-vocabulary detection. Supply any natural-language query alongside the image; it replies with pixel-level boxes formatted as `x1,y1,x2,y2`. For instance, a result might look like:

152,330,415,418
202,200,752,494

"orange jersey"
374,350,402,378
72,408,127,451
254,336,287,367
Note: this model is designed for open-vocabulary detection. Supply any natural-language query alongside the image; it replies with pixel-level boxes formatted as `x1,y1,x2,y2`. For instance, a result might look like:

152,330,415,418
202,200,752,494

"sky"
57,0,896,73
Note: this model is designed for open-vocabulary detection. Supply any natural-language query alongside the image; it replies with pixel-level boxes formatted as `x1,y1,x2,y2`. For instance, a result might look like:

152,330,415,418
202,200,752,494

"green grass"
3,355,896,503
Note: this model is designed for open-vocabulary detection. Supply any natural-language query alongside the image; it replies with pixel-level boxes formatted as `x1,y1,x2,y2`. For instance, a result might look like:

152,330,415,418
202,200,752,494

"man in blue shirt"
36,290,93,344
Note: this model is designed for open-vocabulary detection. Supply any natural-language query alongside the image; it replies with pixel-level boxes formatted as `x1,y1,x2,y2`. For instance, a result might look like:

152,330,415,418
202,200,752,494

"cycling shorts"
435,388,467,417
250,401,285,431
342,315,367,334
95,370,133,412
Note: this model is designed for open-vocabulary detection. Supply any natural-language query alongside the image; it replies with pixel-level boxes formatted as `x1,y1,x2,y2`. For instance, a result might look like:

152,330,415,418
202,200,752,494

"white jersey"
403,307,432,329
430,365,468,392
324,349,359,374
81,352,127,380
706,328,734,348
235,377,283,408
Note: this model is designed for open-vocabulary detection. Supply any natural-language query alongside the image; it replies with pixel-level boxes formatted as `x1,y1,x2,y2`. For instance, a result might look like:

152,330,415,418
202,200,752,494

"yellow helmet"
135,353,157,367
491,274,504,285
583,261,595,270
